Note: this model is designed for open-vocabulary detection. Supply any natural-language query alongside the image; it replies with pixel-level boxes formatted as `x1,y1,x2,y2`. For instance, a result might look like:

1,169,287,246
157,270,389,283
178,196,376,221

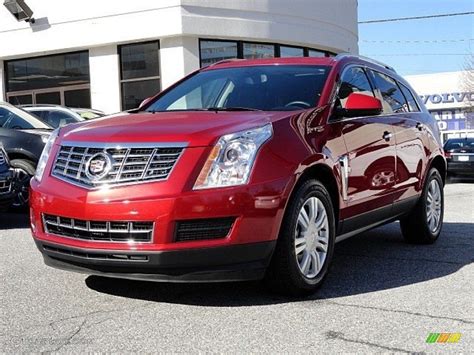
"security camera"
3,0,35,23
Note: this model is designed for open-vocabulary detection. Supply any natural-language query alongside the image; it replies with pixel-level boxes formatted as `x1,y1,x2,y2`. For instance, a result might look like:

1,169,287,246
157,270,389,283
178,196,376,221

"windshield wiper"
205,107,262,112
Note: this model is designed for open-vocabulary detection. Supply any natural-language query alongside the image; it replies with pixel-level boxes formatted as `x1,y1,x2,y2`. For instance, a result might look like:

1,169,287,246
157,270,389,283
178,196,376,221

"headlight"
194,124,273,189
34,128,59,183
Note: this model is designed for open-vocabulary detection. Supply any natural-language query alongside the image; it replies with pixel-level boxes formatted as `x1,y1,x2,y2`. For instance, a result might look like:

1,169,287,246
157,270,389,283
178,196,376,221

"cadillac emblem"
85,153,112,181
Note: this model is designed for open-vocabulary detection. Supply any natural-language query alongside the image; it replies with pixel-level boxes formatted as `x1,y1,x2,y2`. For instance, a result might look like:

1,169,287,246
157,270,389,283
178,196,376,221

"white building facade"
405,71,474,141
0,0,358,113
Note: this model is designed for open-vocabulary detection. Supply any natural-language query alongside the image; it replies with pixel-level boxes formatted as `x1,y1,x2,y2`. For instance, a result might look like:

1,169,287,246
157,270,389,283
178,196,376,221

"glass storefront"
280,46,305,58
199,40,239,67
119,41,161,110
5,51,91,108
199,39,333,67
243,43,275,59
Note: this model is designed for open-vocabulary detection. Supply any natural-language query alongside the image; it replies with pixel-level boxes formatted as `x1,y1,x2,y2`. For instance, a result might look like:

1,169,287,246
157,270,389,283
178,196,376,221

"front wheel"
265,179,336,296
400,168,444,244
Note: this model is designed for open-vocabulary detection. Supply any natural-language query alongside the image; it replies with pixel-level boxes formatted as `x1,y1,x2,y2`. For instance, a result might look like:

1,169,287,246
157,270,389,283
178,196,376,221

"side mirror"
341,93,382,118
138,96,154,109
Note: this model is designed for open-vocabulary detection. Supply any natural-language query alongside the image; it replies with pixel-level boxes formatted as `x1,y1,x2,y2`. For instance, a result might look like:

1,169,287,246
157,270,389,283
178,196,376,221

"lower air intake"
175,217,236,242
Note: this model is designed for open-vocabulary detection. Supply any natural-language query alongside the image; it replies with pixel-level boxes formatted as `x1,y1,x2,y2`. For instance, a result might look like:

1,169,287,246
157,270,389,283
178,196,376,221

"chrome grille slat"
42,214,154,243
52,143,184,189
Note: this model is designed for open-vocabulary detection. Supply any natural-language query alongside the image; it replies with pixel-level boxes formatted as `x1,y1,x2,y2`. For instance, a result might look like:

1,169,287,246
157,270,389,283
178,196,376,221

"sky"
358,0,473,76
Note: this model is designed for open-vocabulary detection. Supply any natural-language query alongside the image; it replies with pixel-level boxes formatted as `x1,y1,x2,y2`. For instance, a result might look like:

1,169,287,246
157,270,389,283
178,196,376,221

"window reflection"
243,43,275,59
6,51,90,92
200,40,238,67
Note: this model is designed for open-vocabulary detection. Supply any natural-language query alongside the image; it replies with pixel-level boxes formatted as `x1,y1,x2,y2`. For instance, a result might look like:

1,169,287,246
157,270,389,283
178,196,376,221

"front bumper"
0,170,14,209
30,172,291,281
35,239,275,282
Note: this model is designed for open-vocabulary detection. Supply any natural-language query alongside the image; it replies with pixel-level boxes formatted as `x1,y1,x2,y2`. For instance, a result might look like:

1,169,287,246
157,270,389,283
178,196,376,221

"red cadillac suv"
30,55,446,295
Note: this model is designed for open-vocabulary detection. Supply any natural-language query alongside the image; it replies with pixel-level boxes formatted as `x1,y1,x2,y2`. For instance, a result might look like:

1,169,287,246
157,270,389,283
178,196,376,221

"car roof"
202,54,395,73
203,57,337,70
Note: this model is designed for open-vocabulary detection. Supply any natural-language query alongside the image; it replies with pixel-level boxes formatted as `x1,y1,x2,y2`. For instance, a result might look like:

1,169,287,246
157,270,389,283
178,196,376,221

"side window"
336,67,374,109
398,83,420,112
370,71,409,114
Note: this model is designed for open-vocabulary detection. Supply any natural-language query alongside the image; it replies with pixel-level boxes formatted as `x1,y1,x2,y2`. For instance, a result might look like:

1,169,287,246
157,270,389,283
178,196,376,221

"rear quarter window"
398,83,420,112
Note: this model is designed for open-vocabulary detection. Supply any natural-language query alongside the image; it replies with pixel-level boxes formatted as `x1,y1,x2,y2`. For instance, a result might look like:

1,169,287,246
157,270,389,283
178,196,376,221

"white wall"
0,0,357,60
0,0,183,59
181,0,358,54
89,46,121,114
160,37,200,89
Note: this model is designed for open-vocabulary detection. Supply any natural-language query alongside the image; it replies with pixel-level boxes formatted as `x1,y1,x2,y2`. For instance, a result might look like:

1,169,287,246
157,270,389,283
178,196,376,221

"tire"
400,168,444,244
265,179,336,296
10,159,36,211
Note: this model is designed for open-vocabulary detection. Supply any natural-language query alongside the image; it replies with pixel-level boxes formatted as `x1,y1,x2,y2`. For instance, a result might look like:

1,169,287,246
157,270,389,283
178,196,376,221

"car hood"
60,111,296,147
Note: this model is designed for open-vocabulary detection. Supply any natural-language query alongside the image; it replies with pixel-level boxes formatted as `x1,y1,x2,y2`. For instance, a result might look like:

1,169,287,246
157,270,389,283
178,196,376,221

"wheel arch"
7,150,37,164
427,154,447,186
285,163,341,230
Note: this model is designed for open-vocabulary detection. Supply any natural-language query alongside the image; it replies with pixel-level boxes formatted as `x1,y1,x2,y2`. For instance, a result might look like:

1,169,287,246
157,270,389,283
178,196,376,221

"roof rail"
335,53,396,72
208,58,245,67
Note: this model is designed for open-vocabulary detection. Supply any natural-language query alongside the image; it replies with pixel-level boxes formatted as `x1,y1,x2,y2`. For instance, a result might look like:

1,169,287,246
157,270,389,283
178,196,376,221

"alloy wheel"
426,179,442,233
294,196,329,278
12,168,31,208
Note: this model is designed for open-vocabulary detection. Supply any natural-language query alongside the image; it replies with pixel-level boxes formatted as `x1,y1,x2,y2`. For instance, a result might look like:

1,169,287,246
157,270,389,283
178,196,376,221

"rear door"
368,70,427,200
331,66,397,228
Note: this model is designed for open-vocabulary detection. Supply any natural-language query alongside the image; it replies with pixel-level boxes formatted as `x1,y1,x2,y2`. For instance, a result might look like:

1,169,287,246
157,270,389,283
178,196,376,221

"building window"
280,46,305,58
200,40,238,67
243,42,275,59
308,49,326,57
119,41,160,110
5,51,91,107
199,39,333,67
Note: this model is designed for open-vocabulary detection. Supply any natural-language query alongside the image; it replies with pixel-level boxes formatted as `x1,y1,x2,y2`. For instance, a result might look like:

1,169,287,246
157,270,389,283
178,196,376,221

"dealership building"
405,71,474,142
0,0,358,113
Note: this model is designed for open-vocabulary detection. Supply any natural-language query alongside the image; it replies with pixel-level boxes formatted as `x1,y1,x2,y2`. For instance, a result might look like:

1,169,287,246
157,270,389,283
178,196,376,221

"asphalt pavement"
1,181,473,353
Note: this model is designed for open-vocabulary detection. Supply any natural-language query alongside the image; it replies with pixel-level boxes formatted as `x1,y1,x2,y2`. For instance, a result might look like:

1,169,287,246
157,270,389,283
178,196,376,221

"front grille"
43,245,148,262
175,217,236,242
0,152,5,165
52,143,184,188
43,214,154,243
0,179,11,194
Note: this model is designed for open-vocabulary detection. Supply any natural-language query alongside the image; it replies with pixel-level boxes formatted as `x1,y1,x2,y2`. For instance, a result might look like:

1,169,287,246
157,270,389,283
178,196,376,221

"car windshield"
0,105,51,129
444,138,474,150
145,65,331,112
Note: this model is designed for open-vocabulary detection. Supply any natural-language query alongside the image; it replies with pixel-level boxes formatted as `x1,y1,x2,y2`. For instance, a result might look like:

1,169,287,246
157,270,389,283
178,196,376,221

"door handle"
416,122,424,131
383,131,393,141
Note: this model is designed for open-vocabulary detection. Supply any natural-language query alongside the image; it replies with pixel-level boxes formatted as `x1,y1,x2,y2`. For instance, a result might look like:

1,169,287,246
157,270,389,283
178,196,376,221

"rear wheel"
400,168,444,244
10,159,36,211
265,179,336,296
